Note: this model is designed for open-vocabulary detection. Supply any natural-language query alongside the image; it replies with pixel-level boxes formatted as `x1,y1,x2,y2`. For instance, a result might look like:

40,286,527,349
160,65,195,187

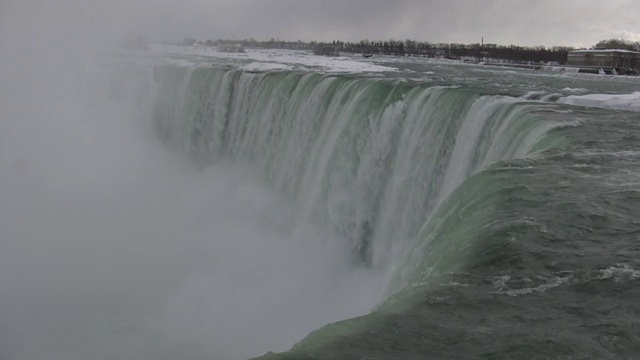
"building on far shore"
217,43,246,53
566,48,640,75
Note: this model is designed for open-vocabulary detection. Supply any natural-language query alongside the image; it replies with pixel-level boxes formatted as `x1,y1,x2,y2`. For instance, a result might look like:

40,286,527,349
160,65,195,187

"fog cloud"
0,1,389,359
1,0,639,359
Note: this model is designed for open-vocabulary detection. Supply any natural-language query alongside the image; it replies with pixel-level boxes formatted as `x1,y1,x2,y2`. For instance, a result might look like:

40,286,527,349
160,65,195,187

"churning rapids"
2,47,640,360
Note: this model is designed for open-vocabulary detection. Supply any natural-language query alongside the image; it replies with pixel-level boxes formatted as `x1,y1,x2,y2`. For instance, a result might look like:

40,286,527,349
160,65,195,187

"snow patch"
557,92,640,112
147,44,397,73
241,62,293,72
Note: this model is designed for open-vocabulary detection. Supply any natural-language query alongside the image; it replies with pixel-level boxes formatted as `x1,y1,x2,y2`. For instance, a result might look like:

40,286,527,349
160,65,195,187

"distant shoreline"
175,37,573,65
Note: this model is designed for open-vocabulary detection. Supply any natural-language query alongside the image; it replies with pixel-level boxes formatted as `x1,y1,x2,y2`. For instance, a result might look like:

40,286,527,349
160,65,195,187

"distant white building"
566,49,640,73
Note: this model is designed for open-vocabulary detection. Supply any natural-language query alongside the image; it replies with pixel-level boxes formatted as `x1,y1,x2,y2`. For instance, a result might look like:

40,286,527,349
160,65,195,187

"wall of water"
148,64,566,278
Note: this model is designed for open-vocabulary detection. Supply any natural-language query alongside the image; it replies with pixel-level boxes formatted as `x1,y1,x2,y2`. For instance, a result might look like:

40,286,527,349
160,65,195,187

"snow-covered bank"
147,44,397,73
558,92,640,112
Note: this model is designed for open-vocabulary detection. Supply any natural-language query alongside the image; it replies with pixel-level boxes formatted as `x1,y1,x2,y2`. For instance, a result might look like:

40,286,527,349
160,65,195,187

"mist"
0,2,387,359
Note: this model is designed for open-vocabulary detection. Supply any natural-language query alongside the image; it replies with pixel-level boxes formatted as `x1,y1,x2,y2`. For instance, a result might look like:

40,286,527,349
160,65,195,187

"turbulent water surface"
2,49,640,359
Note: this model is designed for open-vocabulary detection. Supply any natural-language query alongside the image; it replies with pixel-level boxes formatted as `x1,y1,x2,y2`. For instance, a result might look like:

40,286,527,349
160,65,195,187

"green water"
142,56,640,359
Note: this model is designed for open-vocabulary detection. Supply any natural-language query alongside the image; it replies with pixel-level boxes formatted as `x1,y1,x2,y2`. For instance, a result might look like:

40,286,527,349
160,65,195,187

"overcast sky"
3,0,640,49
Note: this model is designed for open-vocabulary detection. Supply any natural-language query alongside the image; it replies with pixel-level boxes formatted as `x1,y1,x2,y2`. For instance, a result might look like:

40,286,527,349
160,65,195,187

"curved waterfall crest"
149,64,567,286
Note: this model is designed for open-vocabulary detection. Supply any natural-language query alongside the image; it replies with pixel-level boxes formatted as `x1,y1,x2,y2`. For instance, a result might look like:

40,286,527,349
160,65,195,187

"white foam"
541,93,563,102
557,91,640,112
599,264,640,282
495,276,570,297
510,277,568,296
523,91,546,100
562,87,587,93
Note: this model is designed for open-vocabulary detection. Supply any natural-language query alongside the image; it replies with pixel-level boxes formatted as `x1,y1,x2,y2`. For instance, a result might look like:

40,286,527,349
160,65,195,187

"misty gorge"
2,1,640,360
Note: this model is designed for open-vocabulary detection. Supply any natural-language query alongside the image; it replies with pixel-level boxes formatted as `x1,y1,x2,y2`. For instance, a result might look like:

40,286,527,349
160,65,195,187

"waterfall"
148,64,567,276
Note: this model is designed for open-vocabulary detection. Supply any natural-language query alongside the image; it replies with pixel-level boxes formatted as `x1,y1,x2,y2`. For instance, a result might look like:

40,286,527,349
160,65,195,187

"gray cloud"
148,0,640,47
3,0,640,47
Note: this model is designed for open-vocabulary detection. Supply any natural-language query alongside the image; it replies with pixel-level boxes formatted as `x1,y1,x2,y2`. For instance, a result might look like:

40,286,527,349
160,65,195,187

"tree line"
318,40,574,64
184,37,640,65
